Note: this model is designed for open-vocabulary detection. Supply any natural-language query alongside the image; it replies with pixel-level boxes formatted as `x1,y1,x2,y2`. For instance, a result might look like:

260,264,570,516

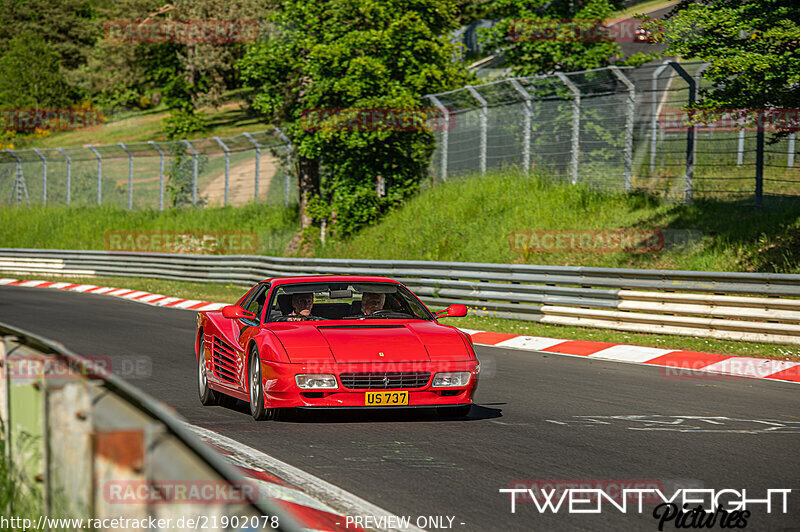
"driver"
361,292,385,315
289,292,315,318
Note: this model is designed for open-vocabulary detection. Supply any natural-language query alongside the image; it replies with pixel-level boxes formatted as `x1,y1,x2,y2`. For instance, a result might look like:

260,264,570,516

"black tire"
436,404,471,418
248,347,283,421
197,334,221,406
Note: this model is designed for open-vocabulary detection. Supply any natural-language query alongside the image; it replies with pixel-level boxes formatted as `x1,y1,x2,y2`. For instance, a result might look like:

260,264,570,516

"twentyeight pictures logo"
500,482,793,530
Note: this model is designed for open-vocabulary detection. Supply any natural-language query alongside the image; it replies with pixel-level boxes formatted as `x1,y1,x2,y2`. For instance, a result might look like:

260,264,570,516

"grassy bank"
5,274,798,362
0,203,298,256
16,99,266,150
318,171,800,273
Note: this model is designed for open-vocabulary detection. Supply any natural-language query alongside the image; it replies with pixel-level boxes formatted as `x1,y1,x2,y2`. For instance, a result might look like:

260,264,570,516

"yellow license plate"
365,391,408,406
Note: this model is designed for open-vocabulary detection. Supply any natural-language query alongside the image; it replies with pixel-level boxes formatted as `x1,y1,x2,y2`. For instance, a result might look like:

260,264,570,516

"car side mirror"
222,305,256,320
435,304,468,318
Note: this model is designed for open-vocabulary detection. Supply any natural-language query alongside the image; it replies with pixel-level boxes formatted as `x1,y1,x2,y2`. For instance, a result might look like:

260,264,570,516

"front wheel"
248,347,282,421
436,404,471,418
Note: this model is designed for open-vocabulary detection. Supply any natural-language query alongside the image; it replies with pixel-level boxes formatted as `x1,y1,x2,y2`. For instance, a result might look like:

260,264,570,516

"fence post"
57,148,71,205
755,111,764,207
556,72,581,184
243,133,261,202
426,95,449,182
509,79,532,176
213,137,231,206
148,141,165,211
650,62,671,173
182,140,199,206
668,62,696,204
118,142,133,209
466,86,488,176
274,127,292,207
32,148,47,205
5,150,29,205
788,133,796,169
610,66,635,192
88,145,102,206
737,130,745,166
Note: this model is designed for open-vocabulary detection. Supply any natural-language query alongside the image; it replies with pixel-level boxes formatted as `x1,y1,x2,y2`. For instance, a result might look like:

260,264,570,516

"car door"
234,283,270,390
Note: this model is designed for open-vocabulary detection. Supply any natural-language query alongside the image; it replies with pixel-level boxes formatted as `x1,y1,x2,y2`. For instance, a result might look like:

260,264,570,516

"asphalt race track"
2,285,799,531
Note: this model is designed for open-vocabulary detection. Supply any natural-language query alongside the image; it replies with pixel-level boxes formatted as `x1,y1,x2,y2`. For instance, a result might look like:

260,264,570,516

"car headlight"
432,371,471,387
295,374,338,389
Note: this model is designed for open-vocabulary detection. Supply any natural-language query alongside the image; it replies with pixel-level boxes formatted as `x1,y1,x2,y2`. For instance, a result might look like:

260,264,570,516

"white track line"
189,424,426,532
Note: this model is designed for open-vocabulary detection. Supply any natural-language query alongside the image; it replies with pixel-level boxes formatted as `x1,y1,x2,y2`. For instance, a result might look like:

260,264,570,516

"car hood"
269,321,470,363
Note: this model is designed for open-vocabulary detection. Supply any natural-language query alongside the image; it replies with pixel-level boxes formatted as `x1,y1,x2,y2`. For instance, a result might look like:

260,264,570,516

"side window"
242,283,269,323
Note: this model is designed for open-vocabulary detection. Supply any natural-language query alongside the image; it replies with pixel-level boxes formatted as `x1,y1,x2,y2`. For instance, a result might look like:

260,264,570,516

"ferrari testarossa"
195,275,480,420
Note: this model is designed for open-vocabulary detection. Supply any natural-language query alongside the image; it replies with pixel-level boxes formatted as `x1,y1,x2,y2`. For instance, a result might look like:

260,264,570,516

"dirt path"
201,152,280,206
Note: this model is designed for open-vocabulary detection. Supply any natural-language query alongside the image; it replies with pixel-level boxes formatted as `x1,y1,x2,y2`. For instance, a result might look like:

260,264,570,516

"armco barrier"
1,248,799,345
0,321,299,531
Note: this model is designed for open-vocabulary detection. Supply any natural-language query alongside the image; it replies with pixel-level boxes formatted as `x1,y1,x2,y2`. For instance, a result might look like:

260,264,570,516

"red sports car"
195,275,480,420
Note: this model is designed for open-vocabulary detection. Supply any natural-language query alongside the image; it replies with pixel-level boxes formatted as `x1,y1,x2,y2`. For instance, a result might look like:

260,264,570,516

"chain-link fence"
1,129,297,209
425,61,800,203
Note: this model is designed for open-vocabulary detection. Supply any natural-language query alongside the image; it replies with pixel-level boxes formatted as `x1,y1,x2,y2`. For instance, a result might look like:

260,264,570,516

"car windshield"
265,282,433,322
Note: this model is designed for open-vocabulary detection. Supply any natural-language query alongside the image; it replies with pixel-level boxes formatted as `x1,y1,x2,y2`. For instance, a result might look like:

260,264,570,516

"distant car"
195,276,479,420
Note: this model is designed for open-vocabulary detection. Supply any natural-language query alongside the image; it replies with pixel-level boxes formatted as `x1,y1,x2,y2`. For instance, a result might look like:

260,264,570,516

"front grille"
212,336,240,385
339,372,430,390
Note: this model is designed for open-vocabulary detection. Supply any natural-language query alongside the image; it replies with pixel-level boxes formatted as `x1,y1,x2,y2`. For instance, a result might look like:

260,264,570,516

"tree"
239,0,469,239
478,0,625,76
0,0,98,72
642,0,800,119
0,33,75,110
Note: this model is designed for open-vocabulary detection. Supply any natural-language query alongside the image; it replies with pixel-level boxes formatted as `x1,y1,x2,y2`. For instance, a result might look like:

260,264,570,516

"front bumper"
259,360,480,409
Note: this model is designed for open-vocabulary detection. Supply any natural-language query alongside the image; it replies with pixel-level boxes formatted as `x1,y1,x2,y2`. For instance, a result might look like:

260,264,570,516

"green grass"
318,170,800,273
0,438,42,531
6,274,798,362
17,99,269,150
0,203,299,256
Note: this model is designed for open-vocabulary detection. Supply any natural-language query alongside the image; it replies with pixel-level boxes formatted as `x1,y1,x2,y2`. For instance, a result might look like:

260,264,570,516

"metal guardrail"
0,321,299,531
1,248,799,345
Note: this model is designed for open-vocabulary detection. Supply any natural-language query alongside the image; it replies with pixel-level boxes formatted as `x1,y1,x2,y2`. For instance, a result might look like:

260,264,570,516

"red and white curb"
190,424,424,532
0,278,226,312
3,278,799,384
460,329,800,384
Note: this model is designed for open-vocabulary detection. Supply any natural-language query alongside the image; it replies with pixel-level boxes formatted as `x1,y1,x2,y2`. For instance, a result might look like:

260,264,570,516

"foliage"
162,108,208,140
0,33,76,110
239,0,469,237
165,145,208,207
642,0,800,122
478,0,626,75
0,0,99,74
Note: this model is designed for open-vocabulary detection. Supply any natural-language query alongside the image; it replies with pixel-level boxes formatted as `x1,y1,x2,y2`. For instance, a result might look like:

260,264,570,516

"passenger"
289,292,314,317
361,292,386,315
